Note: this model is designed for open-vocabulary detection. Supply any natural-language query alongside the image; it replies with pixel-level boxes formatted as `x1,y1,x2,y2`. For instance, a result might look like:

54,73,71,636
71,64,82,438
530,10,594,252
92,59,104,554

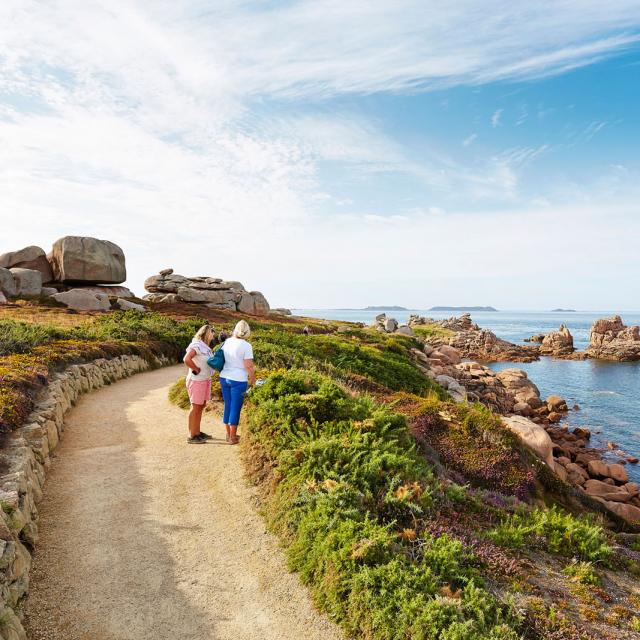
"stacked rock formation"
0,237,140,312
540,324,574,356
143,270,271,316
372,313,414,336
587,315,640,361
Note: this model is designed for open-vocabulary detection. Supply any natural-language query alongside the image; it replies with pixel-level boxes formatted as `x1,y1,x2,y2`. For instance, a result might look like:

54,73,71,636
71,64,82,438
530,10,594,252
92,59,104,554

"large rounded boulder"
49,236,126,284
0,245,53,283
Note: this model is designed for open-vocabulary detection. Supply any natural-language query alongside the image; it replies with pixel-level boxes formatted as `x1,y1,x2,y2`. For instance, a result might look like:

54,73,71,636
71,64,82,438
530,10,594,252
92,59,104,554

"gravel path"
23,365,341,640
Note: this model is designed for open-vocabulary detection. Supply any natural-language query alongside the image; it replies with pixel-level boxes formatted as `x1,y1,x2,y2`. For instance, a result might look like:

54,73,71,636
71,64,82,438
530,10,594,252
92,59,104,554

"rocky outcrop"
0,353,171,639
0,268,17,298
9,269,42,297
540,325,574,356
143,272,271,316
49,236,126,284
495,369,542,409
586,315,640,361
410,314,538,362
501,415,554,467
0,246,53,283
0,237,134,306
372,314,414,337
51,289,111,312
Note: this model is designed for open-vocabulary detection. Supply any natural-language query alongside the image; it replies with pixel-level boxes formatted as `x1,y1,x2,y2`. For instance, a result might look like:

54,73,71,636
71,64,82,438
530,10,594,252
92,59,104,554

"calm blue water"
293,309,640,481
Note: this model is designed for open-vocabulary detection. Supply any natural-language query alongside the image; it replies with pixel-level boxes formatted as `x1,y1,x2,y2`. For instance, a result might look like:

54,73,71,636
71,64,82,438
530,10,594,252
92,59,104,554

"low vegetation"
4,302,640,638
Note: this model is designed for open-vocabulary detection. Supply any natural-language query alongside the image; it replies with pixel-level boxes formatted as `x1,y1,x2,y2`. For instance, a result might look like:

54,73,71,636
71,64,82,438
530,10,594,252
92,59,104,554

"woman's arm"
244,359,256,386
184,349,201,375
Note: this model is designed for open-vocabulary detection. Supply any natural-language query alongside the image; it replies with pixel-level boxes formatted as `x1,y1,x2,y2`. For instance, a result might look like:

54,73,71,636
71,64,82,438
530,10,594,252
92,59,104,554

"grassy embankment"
168,315,640,639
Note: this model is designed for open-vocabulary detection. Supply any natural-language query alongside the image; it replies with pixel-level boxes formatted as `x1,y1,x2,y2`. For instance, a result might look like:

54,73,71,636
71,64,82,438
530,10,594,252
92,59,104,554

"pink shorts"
186,378,211,405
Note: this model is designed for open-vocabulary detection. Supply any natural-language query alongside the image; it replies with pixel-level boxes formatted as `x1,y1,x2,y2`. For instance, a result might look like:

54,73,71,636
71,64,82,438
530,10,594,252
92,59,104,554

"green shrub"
562,560,600,586
489,505,611,562
0,319,67,355
168,377,191,410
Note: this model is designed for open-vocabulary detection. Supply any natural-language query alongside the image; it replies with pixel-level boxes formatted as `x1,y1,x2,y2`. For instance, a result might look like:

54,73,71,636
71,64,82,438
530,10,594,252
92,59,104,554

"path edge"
0,353,175,640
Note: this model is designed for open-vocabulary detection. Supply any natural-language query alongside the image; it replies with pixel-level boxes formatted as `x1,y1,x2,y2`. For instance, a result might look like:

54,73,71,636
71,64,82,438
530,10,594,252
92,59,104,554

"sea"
292,309,640,482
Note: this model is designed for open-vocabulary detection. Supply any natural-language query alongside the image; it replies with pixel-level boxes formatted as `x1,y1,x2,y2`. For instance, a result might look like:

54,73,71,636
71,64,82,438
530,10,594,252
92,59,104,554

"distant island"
364,305,408,311
551,308,576,312
429,306,498,312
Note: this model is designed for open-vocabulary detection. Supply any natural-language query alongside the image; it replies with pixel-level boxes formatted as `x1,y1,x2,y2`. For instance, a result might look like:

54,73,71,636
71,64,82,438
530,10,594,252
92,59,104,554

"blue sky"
1,1,639,310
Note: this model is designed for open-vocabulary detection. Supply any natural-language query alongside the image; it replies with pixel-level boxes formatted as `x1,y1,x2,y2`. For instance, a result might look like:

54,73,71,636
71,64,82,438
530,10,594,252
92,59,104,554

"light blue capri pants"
220,377,248,425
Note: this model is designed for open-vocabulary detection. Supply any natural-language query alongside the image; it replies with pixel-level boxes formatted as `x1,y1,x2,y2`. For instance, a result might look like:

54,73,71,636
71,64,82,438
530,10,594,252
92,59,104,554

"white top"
186,352,213,382
220,337,254,382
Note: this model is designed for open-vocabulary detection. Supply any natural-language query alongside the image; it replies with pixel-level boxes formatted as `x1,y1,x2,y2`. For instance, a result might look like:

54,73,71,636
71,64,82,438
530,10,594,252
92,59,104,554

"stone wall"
0,353,172,639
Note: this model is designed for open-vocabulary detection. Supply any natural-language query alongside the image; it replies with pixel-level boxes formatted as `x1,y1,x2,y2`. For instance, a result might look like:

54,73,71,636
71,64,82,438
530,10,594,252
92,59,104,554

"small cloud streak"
463,133,478,147
491,109,503,127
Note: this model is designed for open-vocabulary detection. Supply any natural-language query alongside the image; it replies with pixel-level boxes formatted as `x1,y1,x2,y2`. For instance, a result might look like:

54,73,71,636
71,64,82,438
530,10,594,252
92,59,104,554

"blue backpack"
207,343,225,373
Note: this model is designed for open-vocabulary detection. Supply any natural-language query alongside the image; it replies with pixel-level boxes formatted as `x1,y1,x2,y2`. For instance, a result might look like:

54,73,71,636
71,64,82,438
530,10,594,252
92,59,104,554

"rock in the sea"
501,415,554,467
546,395,568,412
49,236,126,284
0,267,17,297
10,268,42,296
0,245,54,283
584,479,633,502
603,501,640,524
540,325,574,356
587,315,640,361
51,289,111,311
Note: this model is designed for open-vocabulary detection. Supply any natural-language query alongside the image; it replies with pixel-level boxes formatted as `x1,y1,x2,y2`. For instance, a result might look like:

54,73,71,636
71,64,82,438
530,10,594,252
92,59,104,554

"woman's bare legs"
229,425,239,445
225,424,230,441
188,403,205,437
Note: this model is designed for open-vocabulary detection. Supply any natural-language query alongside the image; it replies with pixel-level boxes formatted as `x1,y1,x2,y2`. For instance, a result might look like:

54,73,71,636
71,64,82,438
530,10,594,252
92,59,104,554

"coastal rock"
604,501,640,524
51,289,111,312
144,272,270,316
270,308,292,316
396,325,414,337
540,325,574,356
501,415,554,467
0,267,17,297
9,268,42,296
384,318,398,332
74,285,134,298
584,479,633,502
41,287,58,297
0,245,53,283
49,236,126,284
116,298,145,311
495,369,541,408
546,395,568,412
0,292,7,304
587,315,640,361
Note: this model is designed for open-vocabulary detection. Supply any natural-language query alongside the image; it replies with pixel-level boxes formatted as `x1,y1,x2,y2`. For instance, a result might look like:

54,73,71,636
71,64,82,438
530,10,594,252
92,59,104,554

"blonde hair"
233,320,251,339
193,324,215,344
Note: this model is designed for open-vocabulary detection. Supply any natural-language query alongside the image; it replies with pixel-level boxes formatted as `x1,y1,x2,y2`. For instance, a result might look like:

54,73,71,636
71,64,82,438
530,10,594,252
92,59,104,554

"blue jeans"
220,378,248,425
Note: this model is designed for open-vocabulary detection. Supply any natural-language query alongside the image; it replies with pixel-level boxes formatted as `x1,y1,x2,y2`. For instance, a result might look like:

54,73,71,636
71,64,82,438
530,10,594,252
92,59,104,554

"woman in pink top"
183,324,216,444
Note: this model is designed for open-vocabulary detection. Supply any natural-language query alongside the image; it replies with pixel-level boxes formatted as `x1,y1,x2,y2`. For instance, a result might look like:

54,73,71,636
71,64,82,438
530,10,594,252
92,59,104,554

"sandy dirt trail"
23,365,341,640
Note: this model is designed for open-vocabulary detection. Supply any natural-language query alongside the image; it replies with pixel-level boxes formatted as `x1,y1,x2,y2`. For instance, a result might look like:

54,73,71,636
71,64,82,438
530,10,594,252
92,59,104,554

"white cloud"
491,109,504,127
0,0,639,307
463,133,478,147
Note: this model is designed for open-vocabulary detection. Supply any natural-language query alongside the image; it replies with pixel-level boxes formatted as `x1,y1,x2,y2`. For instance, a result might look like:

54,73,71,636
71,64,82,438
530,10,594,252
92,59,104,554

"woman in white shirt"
183,324,216,444
220,320,256,444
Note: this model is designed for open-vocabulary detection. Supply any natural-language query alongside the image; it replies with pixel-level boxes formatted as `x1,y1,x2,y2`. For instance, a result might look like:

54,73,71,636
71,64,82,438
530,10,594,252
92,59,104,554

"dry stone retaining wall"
0,353,172,639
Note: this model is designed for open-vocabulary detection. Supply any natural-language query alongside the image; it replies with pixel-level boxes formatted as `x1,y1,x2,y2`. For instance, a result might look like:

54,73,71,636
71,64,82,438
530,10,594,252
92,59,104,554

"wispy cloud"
491,109,503,127
463,133,478,147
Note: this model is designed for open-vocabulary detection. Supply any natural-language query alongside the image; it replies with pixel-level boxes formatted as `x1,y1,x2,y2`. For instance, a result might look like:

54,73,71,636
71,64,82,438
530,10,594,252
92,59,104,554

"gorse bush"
244,368,522,639
0,319,68,356
250,328,441,395
488,505,611,562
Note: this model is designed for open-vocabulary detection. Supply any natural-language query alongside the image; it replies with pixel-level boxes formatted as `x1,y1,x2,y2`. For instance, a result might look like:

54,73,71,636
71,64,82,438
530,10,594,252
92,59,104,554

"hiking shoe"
198,431,213,440
187,435,206,444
